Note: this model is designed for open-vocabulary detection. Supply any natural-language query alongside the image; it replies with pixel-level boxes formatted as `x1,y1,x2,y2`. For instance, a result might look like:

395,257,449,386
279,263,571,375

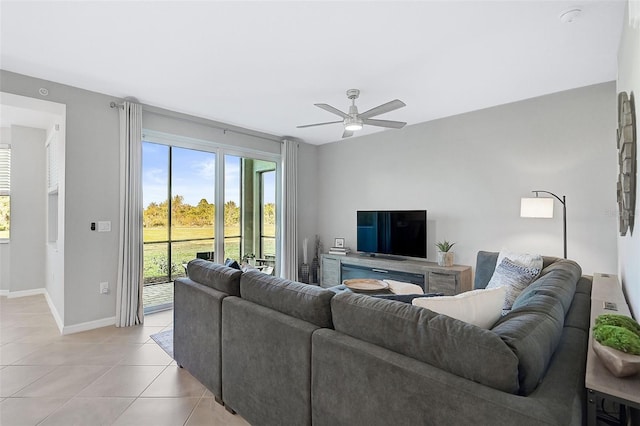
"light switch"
97,221,111,232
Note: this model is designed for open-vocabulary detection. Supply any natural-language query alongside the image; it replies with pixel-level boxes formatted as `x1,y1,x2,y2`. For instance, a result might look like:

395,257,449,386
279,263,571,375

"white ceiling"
0,1,626,145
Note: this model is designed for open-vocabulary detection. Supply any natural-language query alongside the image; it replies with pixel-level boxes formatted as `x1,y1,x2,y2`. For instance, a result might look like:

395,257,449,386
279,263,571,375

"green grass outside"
143,226,275,284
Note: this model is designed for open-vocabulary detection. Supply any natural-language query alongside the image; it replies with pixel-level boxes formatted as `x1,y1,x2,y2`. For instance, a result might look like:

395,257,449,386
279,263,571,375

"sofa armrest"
173,277,228,398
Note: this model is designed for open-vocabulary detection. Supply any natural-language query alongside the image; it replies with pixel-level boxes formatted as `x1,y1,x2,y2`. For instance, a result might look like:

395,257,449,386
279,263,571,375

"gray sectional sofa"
174,259,242,403
174,252,592,426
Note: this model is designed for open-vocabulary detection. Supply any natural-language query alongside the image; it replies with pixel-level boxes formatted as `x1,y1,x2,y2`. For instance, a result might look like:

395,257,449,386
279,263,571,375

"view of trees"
143,195,276,228
0,196,9,238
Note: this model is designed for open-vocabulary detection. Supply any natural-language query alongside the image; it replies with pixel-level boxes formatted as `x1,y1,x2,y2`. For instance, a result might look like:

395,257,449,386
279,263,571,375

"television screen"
357,210,427,258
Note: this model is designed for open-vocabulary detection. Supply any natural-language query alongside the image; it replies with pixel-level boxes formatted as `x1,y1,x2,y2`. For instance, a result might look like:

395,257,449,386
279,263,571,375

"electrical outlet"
100,282,109,294
97,221,111,232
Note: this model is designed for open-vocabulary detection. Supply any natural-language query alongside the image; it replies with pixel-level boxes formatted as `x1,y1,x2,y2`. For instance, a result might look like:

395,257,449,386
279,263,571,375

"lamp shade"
520,197,554,218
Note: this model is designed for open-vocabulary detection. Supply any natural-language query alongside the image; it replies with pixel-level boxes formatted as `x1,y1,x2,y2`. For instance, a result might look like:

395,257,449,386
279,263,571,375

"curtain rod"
109,100,282,143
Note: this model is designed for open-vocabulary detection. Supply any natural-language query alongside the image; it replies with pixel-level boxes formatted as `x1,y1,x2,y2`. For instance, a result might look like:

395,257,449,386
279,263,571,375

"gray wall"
1,70,121,326
9,126,46,293
617,6,640,318
317,82,618,276
0,69,286,328
0,68,621,325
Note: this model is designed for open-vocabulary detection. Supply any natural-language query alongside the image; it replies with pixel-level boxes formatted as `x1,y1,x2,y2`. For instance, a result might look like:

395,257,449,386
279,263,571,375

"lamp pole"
532,190,567,259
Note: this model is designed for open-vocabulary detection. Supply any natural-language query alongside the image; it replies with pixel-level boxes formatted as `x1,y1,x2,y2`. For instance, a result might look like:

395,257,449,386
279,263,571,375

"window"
0,144,10,240
223,156,277,265
141,131,280,313
259,169,276,261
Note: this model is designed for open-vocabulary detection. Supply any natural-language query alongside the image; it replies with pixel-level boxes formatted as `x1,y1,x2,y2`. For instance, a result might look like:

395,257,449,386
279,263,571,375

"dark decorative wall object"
617,91,637,236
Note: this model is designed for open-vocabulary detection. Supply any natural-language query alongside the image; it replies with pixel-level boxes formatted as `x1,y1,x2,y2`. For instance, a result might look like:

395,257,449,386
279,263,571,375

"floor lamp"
520,190,567,259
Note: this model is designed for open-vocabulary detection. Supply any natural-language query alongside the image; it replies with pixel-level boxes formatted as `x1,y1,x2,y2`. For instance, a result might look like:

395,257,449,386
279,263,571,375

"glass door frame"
142,129,282,276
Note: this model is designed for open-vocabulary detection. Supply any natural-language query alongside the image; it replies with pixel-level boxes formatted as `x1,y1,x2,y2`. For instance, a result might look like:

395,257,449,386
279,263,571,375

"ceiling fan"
297,89,407,138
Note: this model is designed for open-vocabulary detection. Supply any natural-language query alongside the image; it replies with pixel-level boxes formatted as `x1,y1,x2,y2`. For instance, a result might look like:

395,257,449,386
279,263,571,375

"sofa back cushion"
240,271,334,328
511,260,581,315
491,295,565,395
491,261,581,395
187,259,242,296
331,292,520,393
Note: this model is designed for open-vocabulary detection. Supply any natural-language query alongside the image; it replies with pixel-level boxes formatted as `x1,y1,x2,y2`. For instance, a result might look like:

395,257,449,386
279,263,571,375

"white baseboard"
6,288,47,298
3,287,115,335
62,316,116,335
43,291,64,333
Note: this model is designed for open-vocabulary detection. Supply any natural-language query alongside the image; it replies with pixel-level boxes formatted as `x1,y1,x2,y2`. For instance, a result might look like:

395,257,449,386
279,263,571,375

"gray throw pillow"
486,258,541,311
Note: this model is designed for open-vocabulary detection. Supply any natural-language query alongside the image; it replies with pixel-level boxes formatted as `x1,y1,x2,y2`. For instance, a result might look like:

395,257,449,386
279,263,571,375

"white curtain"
631,0,640,28
281,139,298,280
116,101,143,327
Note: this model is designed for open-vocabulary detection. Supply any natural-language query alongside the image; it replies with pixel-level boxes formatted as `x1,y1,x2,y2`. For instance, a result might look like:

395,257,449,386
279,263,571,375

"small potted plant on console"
435,240,455,267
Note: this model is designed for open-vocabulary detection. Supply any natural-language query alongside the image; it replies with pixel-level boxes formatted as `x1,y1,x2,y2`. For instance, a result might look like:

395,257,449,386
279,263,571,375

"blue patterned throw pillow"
486,257,541,311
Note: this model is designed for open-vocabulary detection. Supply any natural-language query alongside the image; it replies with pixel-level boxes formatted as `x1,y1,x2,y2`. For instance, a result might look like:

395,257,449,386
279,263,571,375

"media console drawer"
428,271,459,296
320,253,471,294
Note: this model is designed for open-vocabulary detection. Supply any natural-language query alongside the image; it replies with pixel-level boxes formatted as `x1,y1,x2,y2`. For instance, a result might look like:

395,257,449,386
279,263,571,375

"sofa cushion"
412,286,506,329
474,251,500,289
240,271,334,328
492,293,566,395
486,258,540,311
492,260,581,391
331,292,520,393
187,259,242,296
564,292,591,331
575,276,593,295
511,259,581,315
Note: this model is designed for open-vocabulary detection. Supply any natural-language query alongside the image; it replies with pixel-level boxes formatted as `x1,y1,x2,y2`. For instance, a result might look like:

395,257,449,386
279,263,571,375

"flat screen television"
356,210,427,259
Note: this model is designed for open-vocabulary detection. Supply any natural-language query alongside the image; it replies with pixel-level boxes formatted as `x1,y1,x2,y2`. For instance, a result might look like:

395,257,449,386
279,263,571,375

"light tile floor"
0,294,249,426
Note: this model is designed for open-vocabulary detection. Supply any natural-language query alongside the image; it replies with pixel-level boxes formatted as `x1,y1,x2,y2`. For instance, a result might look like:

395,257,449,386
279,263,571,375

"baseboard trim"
43,291,64,333
62,316,116,335
6,288,47,298
2,287,115,335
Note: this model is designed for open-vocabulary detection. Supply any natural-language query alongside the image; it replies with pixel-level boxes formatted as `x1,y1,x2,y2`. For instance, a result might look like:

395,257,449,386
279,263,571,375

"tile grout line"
2,295,229,425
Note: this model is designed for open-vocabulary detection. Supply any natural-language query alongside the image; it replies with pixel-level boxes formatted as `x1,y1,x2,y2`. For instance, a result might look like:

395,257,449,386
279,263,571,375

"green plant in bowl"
593,325,640,355
596,314,640,337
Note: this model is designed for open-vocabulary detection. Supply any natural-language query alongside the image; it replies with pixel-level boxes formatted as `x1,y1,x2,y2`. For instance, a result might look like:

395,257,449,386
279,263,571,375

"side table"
585,273,640,425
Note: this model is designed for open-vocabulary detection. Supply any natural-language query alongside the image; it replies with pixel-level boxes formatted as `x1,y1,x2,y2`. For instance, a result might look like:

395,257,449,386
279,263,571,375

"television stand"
360,253,407,261
320,253,472,295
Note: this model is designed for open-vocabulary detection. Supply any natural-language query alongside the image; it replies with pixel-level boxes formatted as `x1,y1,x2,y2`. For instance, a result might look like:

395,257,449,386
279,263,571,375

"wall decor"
617,91,637,236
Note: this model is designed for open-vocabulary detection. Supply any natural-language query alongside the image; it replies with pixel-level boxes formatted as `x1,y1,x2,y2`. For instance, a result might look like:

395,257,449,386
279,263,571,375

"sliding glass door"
142,136,279,312
142,142,216,312
224,155,277,268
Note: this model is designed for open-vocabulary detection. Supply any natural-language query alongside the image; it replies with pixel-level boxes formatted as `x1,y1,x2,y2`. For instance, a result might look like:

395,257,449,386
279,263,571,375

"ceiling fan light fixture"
344,117,363,131
297,89,406,138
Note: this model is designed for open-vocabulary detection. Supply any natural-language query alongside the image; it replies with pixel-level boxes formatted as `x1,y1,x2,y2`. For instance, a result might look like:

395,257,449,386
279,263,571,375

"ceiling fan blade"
362,118,407,129
315,103,349,118
297,120,343,129
359,99,406,119
342,129,354,138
